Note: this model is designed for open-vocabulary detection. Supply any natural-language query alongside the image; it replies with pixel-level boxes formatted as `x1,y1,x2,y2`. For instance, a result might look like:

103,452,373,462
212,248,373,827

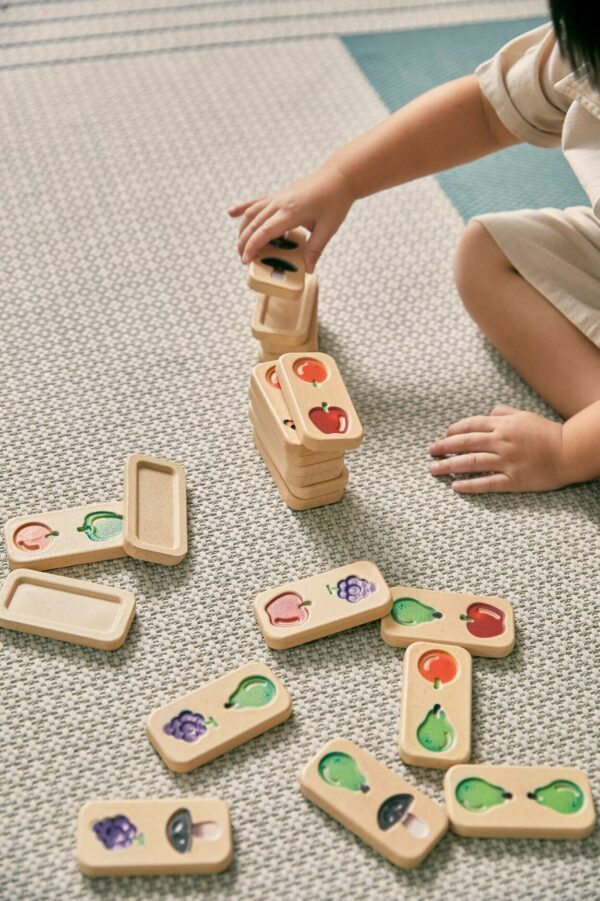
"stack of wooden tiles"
248,352,363,510
247,228,318,361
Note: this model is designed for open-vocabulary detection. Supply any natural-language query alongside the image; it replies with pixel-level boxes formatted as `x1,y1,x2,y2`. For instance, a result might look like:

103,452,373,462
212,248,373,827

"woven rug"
1,2,598,899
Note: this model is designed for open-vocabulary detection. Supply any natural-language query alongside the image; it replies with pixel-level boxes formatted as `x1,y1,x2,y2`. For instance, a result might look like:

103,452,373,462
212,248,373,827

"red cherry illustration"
418,650,458,688
309,403,348,435
266,367,281,389
293,358,328,386
460,602,505,638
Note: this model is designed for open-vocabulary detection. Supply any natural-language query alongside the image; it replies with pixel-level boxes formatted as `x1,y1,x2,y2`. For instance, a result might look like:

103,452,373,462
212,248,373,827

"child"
229,3,600,495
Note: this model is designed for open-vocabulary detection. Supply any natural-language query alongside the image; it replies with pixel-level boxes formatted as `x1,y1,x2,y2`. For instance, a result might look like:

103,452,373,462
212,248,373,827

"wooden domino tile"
77,797,232,876
276,352,363,452
252,429,346,511
260,297,319,355
247,228,306,300
145,661,292,773
399,642,472,769
249,403,344,484
249,405,345,487
4,502,125,571
248,368,342,464
0,569,135,650
300,738,448,869
252,272,318,347
123,453,187,566
381,586,515,658
254,562,391,650
444,765,596,839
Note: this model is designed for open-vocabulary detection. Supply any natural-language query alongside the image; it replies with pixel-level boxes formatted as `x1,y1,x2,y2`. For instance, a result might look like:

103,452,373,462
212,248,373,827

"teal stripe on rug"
342,18,587,220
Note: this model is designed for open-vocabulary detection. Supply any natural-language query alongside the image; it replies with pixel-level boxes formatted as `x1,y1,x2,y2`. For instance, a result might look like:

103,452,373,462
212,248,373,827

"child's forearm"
329,75,519,200
560,400,600,484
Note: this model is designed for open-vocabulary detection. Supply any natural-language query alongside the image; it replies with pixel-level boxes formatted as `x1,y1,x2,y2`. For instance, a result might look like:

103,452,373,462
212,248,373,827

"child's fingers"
428,431,496,456
490,404,518,416
429,452,500,476
242,212,293,263
237,198,271,243
228,196,266,217
445,415,494,436
238,201,277,256
452,473,512,494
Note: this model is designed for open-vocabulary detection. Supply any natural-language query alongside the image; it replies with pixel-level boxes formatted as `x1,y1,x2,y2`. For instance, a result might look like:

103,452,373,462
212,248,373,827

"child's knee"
453,221,507,311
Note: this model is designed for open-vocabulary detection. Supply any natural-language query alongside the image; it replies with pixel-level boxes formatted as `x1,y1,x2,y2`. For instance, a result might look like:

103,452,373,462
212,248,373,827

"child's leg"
454,221,600,419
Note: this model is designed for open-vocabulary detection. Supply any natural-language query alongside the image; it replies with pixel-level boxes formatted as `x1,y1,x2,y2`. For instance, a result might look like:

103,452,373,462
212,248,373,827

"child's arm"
229,75,520,272
428,402,600,493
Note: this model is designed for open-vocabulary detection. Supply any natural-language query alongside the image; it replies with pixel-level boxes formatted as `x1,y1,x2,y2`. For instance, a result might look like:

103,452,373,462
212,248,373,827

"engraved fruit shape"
318,751,369,793
93,815,144,850
77,510,123,542
377,794,429,838
460,602,505,638
163,710,218,742
13,522,58,552
309,402,348,435
527,780,584,815
166,808,222,854
270,236,299,251
266,366,281,389
391,597,442,626
418,649,458,689
417,704,455,752
328,575,376,603
266,592,311,626
455,777,512,813
260,257,298,281
293,358,328,387
224,675,276,709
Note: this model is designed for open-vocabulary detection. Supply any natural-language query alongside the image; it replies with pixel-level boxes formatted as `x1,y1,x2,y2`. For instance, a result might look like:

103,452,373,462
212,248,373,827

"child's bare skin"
230,75,600,494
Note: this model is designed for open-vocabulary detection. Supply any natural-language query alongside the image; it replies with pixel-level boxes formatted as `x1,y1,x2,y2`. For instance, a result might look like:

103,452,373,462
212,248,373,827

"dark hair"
549,1,600,86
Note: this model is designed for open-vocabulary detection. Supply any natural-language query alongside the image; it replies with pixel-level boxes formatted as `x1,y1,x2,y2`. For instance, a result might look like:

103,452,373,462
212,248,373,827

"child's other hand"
228,161,355,273
427,405,567,493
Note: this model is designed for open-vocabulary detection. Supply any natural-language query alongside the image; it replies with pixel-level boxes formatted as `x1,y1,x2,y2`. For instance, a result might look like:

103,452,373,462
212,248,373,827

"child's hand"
228,161,355,273
427,405,567,493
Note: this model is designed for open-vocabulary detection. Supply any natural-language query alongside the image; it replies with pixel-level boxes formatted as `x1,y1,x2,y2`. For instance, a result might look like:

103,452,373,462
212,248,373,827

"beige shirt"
476,24,600,219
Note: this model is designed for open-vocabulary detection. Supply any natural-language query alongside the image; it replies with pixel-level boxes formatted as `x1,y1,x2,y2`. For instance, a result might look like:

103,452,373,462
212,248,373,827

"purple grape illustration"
328,575,377,603
93,815,144,850
163,709,218,743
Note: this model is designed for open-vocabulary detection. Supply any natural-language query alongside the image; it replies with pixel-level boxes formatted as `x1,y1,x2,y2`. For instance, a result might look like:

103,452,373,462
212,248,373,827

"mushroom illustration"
166,808,221,854
377,794,429,838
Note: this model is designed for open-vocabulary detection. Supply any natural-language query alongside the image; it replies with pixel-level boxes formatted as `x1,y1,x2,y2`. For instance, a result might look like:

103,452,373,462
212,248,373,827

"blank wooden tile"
124,453,187,565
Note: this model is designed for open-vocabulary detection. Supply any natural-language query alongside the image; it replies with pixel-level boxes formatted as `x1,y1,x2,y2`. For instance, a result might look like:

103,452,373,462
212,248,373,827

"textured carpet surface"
1,2,599,900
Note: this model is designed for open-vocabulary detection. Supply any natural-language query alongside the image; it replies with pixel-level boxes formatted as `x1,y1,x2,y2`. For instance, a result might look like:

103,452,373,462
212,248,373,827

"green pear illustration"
224,675,276,710
391,597,442,626
318,752,369,793
417,704,455,752
455,778,512,812
77,511,123,542
527,780,584,815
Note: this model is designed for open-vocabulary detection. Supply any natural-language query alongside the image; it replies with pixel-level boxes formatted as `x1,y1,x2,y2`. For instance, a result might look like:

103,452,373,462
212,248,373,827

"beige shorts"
473,206,600,348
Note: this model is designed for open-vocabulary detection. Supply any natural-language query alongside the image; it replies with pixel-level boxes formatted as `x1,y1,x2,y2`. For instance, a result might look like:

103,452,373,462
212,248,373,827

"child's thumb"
304,222,331,274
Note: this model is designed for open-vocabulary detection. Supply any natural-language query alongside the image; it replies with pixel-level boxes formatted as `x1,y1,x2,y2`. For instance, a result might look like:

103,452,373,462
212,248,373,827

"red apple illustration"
293,358,328,386
418,650,457,688
309,402,348,435
460,602,505,638
266,592,311,627
266,367,281,390
13,521,59,552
